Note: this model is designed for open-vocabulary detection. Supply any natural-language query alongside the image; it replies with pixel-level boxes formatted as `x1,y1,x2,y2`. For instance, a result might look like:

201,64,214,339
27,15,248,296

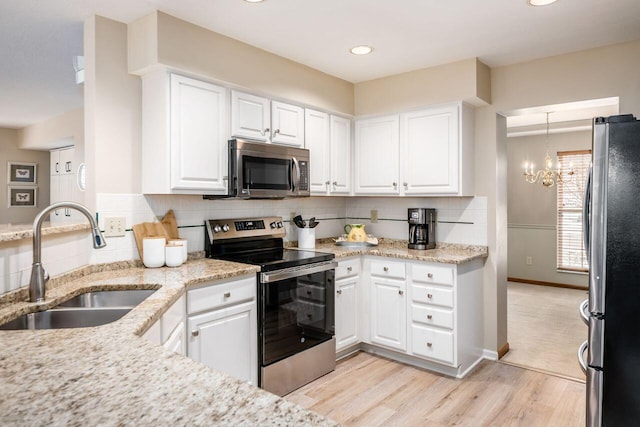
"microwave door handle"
583,164,592,263
292,157,301,192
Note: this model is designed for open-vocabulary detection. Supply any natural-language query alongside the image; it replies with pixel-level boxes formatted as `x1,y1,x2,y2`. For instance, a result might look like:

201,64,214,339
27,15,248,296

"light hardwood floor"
285,352,585,426
502,282,588,380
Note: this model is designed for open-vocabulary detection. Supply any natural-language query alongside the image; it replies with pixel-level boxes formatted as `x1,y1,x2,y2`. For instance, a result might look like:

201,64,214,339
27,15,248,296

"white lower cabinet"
335,258,360,351
186,276,258,386
369,259,407,351
142,294,186,356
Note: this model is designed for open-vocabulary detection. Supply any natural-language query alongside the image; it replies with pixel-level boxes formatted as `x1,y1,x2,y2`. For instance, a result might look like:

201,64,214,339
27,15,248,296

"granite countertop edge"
0,241,486,425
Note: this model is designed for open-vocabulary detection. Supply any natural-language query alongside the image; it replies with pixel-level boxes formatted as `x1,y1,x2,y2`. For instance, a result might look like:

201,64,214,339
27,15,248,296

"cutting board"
133,222,170,260
161,210,180,240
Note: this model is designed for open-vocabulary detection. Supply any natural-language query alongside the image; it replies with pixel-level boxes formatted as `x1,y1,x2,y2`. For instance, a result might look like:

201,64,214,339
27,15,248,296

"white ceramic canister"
298,227,316,249
165,243,183,267
168,238,188,263
143,237,166,268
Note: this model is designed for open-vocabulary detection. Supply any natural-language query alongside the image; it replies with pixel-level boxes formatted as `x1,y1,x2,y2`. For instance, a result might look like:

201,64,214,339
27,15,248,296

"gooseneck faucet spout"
29,202,107,303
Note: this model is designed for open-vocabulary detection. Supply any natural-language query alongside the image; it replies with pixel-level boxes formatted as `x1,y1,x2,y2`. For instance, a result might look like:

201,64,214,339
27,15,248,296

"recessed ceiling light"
350,45,373,55
528,0,558,5
244,0,264,3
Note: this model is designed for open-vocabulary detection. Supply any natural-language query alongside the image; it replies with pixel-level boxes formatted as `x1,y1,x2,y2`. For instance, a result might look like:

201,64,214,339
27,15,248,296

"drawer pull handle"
427,273,433,279
224,292,231,298
192,330,199,337
427,342,433,348
427,293,433,299
383,267,389,272
398,290,404,296
337,289,342,295
347,266,353,272
306,290,312,295
427,315,433,320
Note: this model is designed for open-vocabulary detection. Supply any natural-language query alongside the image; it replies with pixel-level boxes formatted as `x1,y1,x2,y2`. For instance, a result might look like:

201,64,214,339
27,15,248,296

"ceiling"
1,0,640,129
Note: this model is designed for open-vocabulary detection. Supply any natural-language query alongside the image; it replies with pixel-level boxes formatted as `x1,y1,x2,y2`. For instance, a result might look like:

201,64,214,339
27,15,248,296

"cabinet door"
231,91,270,142
59,147,75,175
170,75,228,192
305,109,331,194
370,277,406,351
354,115,400,194
271,101,305,146
401,105,459,194
187,301,258,386
335,277,358,351
330,115,352,195
50,150,61,175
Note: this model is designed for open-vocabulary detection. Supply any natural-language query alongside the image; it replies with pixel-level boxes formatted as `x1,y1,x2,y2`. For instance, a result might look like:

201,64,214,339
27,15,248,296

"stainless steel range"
205,216,337,396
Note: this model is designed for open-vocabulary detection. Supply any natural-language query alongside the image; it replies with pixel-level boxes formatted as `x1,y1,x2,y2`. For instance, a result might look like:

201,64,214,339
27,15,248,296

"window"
557,150,591,272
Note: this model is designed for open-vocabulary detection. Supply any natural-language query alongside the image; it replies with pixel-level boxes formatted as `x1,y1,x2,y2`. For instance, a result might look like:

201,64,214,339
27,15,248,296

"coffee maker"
408,208,436,250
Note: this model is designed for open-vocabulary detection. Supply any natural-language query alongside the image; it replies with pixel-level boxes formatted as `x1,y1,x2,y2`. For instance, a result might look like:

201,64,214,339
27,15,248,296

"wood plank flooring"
285,352,585,426
502,282,587,380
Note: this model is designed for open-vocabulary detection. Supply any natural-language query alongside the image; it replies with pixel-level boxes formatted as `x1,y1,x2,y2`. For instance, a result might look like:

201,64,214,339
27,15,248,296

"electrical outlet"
371,209,379,223
104,217,126,237
526,256,533,265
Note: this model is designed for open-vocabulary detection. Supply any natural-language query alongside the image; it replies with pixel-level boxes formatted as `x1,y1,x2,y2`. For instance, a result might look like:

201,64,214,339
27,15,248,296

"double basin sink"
0,289,157,330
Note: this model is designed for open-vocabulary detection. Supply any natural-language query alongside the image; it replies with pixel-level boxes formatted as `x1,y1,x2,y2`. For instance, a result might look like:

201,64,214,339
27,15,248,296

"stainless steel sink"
0,308,132,330
56,289,157,308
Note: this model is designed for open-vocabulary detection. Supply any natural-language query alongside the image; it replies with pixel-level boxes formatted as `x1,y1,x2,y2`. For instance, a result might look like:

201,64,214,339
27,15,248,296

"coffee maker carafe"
408,208,436,250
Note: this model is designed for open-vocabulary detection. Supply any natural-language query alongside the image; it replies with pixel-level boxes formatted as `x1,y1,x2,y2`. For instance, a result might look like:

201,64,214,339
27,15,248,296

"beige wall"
0,128,50,223
18,108,83,152
128,11,354,116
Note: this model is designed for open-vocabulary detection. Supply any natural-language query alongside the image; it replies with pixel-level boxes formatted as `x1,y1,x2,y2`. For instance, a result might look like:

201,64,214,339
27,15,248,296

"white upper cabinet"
354,115,400,194
306,110,352,195
231,91,305,147
230,91,270,142
355,102,474,197
271,101,305,147
141,72,228,195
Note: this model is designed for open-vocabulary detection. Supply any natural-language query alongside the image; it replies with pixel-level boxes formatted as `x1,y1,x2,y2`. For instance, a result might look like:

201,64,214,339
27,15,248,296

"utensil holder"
298,227,315,249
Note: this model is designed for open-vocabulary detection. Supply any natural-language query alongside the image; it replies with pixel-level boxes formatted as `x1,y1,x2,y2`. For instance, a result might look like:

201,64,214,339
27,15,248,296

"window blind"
557,150,591,272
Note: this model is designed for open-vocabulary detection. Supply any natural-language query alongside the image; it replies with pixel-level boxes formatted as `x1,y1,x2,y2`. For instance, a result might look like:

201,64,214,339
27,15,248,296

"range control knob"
277,221,284,228
222,224,230,232
213,224,222,233
270,221,277,229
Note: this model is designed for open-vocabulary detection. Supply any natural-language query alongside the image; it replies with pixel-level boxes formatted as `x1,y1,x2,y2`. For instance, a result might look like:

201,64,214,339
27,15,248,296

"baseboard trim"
508,277,588,291
483,349,499,361
497,342,510,359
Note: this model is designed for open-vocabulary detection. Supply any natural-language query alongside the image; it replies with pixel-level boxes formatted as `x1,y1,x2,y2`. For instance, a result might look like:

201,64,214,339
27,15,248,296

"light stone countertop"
0,222,91,243
0,241,486,426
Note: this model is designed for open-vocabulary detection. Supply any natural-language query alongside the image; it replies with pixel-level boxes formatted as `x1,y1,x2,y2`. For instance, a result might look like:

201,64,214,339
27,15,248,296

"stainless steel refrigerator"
579,114,640,426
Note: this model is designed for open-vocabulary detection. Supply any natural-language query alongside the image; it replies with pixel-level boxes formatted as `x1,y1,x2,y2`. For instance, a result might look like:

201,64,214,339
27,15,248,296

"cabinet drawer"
161,294,186,342
335,259,360,280
411,263,454,286
411,284,453,308
188,276,256,314
411,324,455,365
411,304,454,329
370,260,406,279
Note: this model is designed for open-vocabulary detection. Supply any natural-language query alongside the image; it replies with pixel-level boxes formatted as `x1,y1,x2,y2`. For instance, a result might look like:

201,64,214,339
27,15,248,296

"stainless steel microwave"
227,139,310,199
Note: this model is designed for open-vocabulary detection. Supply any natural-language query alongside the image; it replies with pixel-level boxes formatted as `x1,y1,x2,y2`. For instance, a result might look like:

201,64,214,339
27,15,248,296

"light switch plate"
104,217,126,237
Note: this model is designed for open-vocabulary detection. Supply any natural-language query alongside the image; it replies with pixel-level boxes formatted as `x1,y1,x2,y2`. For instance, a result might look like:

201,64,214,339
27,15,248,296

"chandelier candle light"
523,112,574,189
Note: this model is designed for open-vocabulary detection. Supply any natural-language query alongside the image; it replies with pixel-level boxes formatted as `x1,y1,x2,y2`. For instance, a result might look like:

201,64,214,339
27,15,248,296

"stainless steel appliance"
408,208,436,250
205,216,337,396
225,139,310,199
578,114,640,426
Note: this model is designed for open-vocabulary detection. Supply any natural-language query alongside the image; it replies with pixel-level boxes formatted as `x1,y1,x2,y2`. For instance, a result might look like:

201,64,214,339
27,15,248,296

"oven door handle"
260,261,337,283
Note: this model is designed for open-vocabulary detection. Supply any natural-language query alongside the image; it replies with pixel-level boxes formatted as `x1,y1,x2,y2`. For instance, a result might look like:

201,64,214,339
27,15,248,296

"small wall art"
8,186,37,208
7,162,37,185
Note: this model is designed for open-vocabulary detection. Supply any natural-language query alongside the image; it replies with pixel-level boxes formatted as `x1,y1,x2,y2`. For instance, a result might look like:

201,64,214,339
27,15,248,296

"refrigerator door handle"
583,165,592,263
578,340,588,374
579,299,589,326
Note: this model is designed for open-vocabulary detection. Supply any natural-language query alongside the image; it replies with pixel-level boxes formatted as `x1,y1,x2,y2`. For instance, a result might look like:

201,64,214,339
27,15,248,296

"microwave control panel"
299,161,309,191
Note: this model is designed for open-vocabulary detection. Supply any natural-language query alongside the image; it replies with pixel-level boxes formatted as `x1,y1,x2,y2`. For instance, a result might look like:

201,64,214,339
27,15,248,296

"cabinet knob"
427,273,433,279
427,342,433,348
273,129,280,138
383,267,389,272
392,182,397,188
261,127,270,136
427,314,433,320
403,182,408,188
347,266,353,272
224,292,231,298
191,330,199,337
427,293,433,299
325,180,330,186
398,290,404,296
337,289,342,295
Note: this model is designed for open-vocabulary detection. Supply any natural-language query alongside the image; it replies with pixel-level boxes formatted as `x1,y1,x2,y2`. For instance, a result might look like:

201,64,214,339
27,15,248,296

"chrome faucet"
29,202,107,302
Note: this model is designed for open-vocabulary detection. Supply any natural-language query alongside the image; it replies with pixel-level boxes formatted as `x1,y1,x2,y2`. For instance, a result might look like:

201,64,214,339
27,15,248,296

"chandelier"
523,112,574,189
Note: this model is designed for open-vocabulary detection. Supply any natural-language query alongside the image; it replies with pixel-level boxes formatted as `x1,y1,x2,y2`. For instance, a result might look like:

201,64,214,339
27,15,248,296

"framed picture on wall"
7,162,37,184
8,186,37,208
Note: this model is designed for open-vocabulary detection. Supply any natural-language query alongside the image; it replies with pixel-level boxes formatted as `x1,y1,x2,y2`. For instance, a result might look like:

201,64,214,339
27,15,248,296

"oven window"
261,270,335,366
242,156,291,190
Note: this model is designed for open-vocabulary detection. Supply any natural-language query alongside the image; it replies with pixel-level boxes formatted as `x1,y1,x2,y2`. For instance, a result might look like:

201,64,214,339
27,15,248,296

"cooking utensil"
293,215,305,228
309,217,320,228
